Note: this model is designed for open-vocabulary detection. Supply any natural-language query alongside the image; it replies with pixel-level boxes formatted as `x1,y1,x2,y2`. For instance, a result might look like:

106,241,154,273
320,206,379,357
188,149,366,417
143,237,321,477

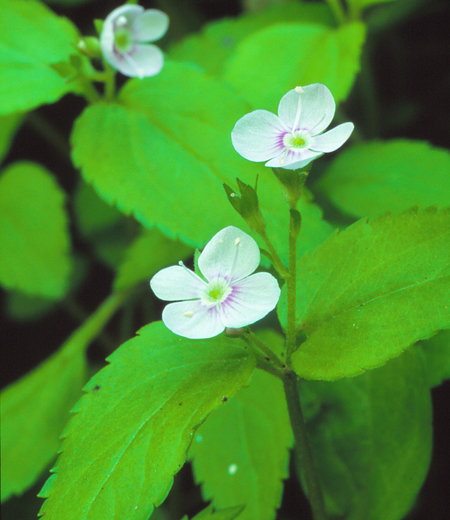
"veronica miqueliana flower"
231,84,354,170
100,4,169,78
150,226,281,339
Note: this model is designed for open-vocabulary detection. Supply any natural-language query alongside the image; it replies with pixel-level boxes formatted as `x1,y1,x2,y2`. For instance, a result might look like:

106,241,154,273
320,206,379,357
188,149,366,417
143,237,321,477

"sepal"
223,178,266,233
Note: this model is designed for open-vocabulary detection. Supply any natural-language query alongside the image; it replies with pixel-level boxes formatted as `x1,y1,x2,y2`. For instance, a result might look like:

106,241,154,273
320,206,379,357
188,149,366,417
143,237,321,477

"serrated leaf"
317,140,450,218
114,227,193,291
71,60,332,264
169,0,334,77
278,207,450,380
190,504,245,520
223,21,365,112
0,0,80,114
190,331,292,520
420,329,450,388
38,322,256,520
301,347,432,520
1,339,86,502
0,113,23,163
0,161,73,299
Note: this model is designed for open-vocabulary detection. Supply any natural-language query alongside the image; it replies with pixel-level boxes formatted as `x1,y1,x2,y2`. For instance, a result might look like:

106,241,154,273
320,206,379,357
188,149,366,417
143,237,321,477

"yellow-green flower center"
114,28,132,52
202,279,231,305
293,137,305,147
209,289,222,300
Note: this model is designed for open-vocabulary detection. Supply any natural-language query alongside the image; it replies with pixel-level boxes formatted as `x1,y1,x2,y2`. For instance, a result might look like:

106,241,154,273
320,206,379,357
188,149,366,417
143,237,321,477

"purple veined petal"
265,147,322,169
231,110,288,162
311,122,354,153
131,9,169,42
162,300,225,339
150,265,206,301
220,272,281,328
114,43,164,78
279,84,336,136
198,226,260,283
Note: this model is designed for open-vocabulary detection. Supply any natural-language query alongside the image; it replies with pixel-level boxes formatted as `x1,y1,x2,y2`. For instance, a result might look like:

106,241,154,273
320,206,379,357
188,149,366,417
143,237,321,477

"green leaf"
189,331,292,520
169,0,334,77
0,0,81,114
190,504,245,520
1,339,86,502
0,161,73,299
278,207,450,380
71,60,332,264
420,329,450,388
114,227,193,291
223,21,366,112
5,291,56,321
38,322,256,520
317,140,450,219
301,346,432,520
0,113,23,163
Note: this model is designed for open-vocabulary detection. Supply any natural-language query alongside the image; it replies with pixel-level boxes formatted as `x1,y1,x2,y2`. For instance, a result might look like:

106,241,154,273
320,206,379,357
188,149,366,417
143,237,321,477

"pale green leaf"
420,329,450,388
223,21,366,112
169,0,334,77
0,162,73,299
114,227,193,291
190,331,292,520
71,60,332,265
5,291,56,321
38,322,256,520
1,341,86,502
0,113,23,163
190,504,245,520
301,346,432,520
317,140,450,219
278,207,450,380
0,0,80,114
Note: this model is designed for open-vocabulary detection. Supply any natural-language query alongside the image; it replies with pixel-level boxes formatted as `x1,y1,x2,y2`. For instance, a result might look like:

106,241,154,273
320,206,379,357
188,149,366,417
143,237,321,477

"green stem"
324,0,346,25
103,63,117,102
286,209,298,364
258,229,289,279
283,371,327,520
63,291,131,358
245,330,285,369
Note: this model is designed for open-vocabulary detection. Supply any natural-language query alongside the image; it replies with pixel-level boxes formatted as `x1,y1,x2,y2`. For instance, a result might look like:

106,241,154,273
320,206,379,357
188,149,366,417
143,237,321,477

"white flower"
231,84,354,170
100,4,169,78
150,226,281,339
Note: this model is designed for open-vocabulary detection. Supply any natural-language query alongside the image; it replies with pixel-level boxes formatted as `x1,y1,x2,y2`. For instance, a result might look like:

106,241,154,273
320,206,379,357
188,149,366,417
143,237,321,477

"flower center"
292,137,305,147
114,28,133,52
283,131,310,151
202,279,231,305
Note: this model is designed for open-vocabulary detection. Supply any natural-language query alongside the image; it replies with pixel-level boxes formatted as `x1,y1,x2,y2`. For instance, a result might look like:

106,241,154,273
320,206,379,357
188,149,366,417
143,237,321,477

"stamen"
308,113,327,136
295,86,304,93
183,311,194,318
121,50,145,79
178,261,206,284
234,238,241,246
116,15,128,27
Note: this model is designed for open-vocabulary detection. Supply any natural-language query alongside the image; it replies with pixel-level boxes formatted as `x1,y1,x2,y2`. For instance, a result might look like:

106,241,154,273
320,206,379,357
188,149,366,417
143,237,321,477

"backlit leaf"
278,207,450,380
0,0,80,114
223,21,365,112
317,140,450,218
420,329,450,388
38,322,256,520
0,162,72,299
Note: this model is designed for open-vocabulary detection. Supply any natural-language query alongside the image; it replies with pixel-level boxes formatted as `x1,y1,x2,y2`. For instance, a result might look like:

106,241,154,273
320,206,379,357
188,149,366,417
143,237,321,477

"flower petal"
265,148,322,169
311,122,354,153
279,84,335,135
131,9,169,42
162,300,225,339
150,265,205,301
113,43,164,78
198,226,260,283
231,110,287,162
220,272,280,328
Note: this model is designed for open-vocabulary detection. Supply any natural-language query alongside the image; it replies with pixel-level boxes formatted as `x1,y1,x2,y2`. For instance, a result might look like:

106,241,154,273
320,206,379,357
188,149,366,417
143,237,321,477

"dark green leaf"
0,113,23,163
0,0,81,114
114,228,193,291
190,331,292,520
223,21,366,112
420,329,450,388
0,162,73,299
278,207,450,380
317,140,450,218
38,322,256,520
301,347,432,520
190,504,245,520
